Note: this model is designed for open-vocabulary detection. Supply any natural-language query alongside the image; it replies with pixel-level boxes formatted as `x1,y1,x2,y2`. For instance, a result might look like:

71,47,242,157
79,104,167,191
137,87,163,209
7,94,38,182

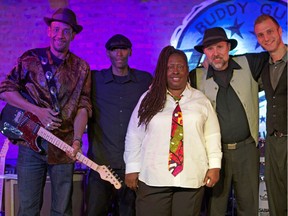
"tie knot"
172,95,182,104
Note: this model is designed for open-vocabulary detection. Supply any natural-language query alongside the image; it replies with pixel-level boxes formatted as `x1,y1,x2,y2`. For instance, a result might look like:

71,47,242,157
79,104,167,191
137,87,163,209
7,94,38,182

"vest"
194,56,259,145
261,63,287,135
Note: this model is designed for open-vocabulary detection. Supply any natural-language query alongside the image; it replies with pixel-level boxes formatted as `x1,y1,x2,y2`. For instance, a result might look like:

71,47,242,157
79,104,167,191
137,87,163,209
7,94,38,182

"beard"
210,56,229,71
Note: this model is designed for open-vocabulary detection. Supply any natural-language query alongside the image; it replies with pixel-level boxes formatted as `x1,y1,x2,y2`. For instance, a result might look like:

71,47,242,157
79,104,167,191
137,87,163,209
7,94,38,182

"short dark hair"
254,14,280,28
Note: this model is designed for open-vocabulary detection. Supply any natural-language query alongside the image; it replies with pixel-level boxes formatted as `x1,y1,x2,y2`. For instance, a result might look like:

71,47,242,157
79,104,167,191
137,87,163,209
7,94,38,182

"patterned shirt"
0,47,92,164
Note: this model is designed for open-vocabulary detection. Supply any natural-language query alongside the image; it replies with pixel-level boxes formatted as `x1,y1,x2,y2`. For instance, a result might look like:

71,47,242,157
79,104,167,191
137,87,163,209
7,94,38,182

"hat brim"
44,17,83,34
194,39,238,54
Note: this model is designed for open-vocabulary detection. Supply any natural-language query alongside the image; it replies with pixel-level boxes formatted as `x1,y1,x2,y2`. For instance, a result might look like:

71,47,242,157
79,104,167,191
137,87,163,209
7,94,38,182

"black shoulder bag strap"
38,49,61,113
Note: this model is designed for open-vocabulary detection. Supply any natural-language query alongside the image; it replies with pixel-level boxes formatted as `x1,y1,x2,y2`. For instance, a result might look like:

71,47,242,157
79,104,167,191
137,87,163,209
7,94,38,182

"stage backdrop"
0,0,287,161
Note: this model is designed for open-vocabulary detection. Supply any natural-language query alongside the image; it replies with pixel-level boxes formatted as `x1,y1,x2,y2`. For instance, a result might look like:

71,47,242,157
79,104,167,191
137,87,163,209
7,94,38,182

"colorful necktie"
168,97,184,176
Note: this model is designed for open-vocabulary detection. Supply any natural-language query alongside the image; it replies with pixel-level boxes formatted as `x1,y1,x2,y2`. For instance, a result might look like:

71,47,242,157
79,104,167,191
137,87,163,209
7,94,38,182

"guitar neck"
0,139,9,212
37,127,99,171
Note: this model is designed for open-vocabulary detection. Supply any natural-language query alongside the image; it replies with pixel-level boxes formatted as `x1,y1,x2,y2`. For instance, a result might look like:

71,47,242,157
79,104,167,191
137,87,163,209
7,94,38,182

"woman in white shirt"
124,45,222,216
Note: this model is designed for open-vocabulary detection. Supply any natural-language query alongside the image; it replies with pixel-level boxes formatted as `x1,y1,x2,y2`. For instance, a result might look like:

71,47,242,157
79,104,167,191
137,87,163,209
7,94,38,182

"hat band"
202,36,228,45
52,14,77,26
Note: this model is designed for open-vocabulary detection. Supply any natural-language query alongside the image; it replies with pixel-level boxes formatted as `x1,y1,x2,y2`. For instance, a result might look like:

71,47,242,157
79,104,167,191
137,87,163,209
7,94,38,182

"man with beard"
86,34,152,216
189,27,268,216
0,8,91,215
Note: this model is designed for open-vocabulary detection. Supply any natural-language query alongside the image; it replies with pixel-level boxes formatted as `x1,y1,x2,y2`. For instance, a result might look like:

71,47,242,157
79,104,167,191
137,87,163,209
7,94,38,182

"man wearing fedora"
189,27,268,216
86,34,152,216
0,8,91,215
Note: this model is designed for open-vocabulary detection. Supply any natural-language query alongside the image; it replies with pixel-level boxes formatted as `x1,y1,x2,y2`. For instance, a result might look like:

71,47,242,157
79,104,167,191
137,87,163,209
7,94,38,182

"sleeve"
78,63,92,117
124,92,147,174
203,99,222,169
245,52,269,81
0,54,28,94
189,68,197,88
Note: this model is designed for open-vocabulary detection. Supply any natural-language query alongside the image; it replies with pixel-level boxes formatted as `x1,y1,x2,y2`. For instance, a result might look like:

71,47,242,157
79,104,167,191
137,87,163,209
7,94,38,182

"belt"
222,136,255,150
273,131,288,137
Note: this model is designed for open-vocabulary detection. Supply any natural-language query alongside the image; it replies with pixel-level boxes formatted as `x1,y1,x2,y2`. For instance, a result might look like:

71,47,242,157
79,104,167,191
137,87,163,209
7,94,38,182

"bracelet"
73,138,83,147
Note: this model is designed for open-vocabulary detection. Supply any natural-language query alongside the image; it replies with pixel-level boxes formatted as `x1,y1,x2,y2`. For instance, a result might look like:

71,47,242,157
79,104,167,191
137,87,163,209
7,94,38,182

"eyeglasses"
167,64,186,72
51,27,73,36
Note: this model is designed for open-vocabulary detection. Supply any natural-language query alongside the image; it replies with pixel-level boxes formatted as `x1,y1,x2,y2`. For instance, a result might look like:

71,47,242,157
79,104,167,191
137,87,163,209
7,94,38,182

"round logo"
171,0,287,70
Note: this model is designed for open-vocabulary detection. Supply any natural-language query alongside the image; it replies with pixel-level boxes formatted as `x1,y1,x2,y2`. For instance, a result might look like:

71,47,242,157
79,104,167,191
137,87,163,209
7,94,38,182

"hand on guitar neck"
67,139,82,161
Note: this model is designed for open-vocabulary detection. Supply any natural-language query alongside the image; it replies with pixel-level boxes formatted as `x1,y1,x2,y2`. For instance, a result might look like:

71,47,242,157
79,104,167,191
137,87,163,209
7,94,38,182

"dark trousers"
85,169,136,216
265,135,287,216
208,138,260,216
136,181,204,216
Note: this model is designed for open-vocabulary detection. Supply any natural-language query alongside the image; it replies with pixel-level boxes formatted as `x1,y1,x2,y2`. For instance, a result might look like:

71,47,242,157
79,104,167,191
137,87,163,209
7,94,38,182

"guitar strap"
37,49,61,113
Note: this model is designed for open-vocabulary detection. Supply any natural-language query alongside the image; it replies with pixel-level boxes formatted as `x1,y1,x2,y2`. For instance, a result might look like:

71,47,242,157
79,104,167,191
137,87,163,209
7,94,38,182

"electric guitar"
0,104,122,189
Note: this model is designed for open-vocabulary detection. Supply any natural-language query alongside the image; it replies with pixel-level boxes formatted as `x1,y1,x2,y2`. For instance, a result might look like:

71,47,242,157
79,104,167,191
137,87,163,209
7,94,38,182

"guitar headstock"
97,165,122,189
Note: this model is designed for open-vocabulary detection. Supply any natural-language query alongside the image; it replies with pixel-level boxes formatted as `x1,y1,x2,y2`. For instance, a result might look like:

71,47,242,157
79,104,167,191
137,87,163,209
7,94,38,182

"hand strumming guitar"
33,107,62,130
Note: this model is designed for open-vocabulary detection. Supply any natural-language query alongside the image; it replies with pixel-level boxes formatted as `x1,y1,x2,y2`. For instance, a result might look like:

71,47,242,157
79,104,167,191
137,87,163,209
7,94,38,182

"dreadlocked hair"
138,45,188,128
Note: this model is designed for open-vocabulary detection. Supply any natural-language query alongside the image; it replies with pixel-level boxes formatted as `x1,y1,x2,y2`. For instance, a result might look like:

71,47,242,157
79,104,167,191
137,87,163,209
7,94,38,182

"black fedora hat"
44,8,83,34
194,27,238,53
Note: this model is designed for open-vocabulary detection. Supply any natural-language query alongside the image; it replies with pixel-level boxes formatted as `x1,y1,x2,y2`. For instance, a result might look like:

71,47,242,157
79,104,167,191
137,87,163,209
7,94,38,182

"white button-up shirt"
124,85,222,188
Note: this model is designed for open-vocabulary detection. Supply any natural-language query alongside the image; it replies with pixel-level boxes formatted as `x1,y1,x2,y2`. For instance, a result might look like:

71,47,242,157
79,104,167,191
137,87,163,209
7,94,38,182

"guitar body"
0,104,44,153
0,103,122,189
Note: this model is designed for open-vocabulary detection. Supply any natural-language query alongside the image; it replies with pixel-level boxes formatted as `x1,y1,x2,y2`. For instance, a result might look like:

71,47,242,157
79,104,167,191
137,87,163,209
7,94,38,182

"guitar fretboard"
37,127,121,189
37,127,99,171
0,139,9,212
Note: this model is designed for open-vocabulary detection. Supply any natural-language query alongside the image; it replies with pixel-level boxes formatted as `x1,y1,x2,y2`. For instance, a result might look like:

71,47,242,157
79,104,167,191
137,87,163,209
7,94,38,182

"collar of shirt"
268,49,288,65
47,46,71,65
103,66,138,84
167,84,192,102
206,57,242,87
206,57,242,79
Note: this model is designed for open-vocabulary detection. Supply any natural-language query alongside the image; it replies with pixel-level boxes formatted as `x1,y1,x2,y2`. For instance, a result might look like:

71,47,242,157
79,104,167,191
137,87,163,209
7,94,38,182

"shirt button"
272,105,276,108
120,110,123,113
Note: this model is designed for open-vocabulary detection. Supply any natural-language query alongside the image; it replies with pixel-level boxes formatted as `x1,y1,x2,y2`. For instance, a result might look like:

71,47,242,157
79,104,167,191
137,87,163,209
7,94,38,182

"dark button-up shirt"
268,52,287,89
204,53,268,143
88,67,152,169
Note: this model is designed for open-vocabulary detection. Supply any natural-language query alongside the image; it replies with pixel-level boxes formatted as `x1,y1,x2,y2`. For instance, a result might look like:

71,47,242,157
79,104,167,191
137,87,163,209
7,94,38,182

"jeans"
17,142,74,216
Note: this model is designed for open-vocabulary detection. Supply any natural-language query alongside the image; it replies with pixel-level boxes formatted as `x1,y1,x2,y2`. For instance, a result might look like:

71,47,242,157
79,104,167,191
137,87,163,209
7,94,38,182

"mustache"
212,55,223,60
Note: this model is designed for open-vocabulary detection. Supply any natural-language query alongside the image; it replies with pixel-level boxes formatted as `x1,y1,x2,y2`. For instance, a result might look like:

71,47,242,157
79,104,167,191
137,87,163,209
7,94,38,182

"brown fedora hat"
44,8,83,34
194,27,237,53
